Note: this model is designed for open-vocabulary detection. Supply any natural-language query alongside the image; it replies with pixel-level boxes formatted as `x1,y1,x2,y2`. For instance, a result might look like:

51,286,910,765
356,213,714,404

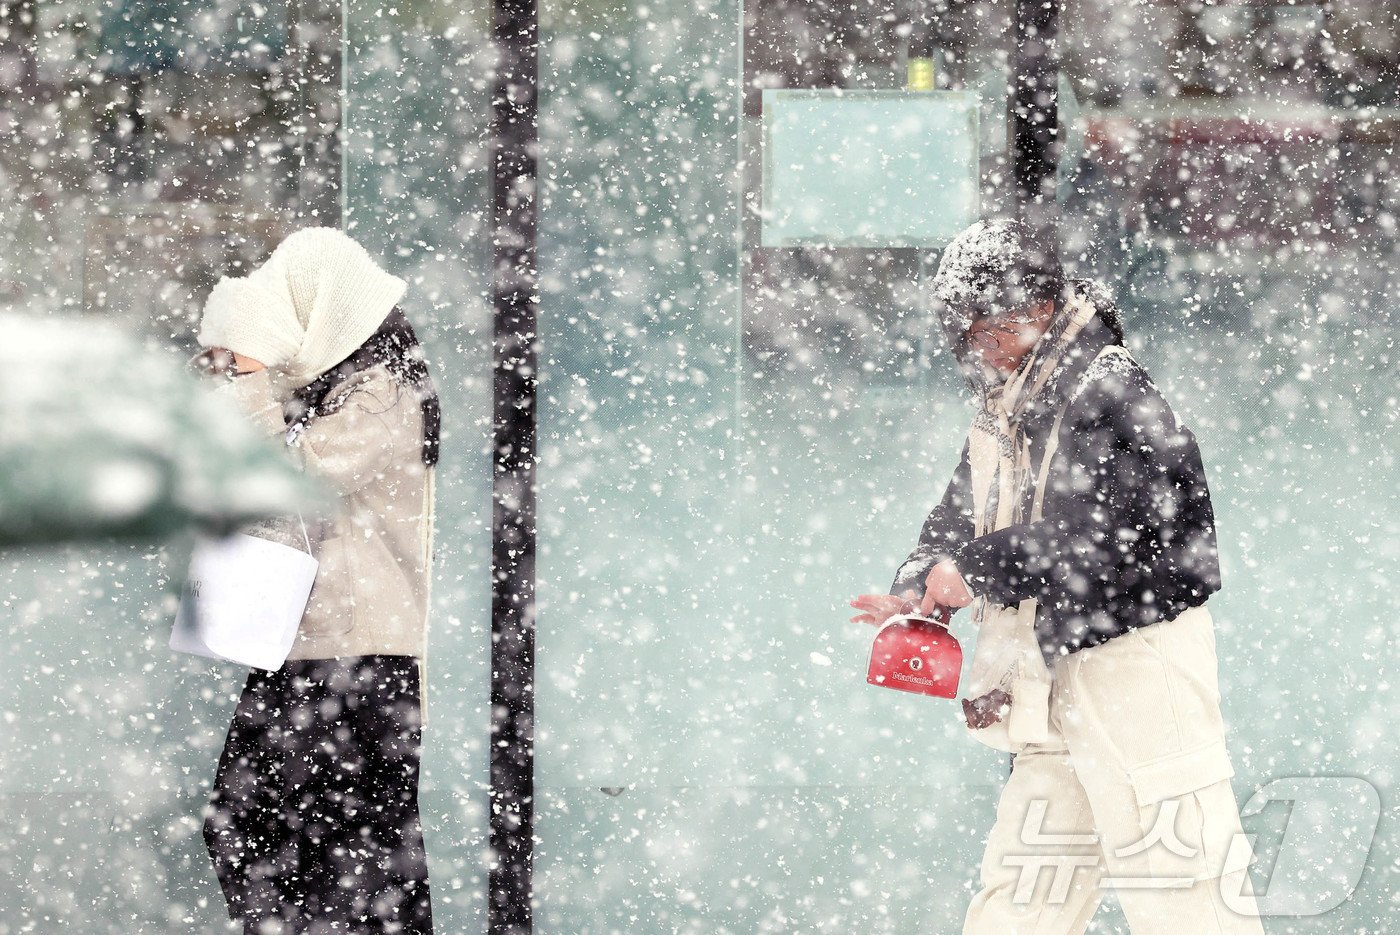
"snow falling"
0,1,1396,933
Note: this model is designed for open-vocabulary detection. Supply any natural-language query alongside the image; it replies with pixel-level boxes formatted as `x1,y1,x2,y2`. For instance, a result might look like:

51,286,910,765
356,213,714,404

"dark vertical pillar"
489,0,538,932
289,0,343,224
1010,0,1060,283
1009,0,1059,778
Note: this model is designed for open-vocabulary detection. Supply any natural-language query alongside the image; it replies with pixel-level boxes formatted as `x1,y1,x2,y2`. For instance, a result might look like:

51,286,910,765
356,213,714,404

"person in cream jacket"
196,227,440,935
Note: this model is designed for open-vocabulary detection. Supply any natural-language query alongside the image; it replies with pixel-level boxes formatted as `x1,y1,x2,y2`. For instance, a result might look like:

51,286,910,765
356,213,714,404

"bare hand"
849,591,918,627
920,559,975,616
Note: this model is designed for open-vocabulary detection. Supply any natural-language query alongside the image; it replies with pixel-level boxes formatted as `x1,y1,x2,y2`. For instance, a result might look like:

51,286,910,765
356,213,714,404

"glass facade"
1,1,1396,931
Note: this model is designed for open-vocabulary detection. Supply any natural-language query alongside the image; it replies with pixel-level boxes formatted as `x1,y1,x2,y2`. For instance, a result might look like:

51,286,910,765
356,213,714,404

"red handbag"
866,610,962,699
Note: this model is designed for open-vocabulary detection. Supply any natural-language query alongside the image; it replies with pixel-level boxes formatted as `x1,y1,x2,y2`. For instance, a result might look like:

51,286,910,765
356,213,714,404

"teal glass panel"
100,0,288,74
761,90,979,247
531,4,742,787
343,3,495,930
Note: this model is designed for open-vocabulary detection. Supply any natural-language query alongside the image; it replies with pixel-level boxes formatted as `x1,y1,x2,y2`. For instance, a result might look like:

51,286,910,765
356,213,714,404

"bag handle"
882,609,953,635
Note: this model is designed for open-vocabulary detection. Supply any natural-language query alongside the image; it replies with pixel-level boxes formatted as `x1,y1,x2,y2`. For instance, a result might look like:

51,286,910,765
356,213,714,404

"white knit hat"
198,227,407,390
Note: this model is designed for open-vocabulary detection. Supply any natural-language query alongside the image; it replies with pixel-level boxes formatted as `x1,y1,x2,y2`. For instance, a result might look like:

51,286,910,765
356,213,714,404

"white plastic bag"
960,595,1053,752
170,520,318,671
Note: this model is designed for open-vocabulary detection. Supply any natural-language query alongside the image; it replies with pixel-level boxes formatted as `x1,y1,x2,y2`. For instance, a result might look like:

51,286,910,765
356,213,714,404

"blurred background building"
1,1,1396,932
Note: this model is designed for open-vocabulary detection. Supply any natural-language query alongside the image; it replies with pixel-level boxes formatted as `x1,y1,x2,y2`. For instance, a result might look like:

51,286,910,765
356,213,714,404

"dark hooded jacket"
889,308,1222,663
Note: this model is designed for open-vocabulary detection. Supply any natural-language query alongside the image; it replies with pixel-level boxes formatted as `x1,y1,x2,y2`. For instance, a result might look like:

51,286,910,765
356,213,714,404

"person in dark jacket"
849,220,1264,934
887,281,1222,661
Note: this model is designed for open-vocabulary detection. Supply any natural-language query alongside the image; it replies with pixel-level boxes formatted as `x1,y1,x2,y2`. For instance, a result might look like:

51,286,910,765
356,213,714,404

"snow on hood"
929,218,1031,332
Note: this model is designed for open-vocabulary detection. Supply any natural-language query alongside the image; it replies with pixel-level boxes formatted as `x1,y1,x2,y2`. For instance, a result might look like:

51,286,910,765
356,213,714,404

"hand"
920,559,974,616
189,346,237,378
848,591,918,627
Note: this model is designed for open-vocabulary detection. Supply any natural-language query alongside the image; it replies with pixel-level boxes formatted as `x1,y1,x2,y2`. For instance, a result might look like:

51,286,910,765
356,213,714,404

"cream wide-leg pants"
962,603,1266,935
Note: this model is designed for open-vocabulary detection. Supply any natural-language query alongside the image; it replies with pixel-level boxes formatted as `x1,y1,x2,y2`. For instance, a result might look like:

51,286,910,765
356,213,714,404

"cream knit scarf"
960,291,1098,752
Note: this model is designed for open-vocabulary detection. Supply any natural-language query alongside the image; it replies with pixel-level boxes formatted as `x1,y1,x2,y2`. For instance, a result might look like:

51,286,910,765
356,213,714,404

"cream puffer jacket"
217,363,434,663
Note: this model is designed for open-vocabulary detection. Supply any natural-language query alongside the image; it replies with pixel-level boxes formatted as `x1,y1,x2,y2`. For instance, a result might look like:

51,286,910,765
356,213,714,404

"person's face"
962,299,1055,377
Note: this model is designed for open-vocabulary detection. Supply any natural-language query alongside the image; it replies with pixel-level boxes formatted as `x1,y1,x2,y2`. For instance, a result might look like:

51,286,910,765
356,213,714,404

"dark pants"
203,655,433,935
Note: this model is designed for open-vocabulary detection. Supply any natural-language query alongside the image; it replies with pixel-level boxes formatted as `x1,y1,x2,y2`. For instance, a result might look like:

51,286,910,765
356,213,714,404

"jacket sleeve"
888,439,976,600
294,378,401,499
213,368,289,438
214,368,400,499
949,364,1221,627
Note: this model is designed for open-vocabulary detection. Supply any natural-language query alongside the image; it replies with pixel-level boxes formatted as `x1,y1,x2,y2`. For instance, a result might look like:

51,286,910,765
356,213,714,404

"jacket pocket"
1123,738,1247,882
301,534,355,637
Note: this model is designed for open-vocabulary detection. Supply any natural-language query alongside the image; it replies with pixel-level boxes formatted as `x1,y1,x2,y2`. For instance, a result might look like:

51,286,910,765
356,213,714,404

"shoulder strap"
1030,409,1065,522
1030,344,1129,522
